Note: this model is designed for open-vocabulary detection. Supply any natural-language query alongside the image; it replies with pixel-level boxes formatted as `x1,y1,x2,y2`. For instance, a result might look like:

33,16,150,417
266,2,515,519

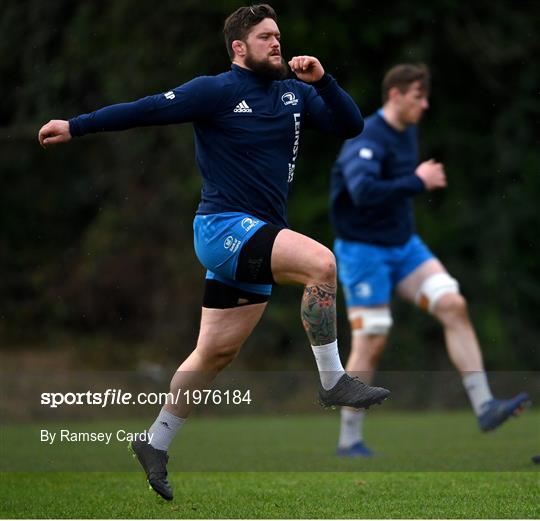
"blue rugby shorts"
193,212,273,296
334,234,435,307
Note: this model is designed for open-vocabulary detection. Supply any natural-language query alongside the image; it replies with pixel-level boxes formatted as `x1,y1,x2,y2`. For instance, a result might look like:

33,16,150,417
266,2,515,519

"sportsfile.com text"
40,388,253,408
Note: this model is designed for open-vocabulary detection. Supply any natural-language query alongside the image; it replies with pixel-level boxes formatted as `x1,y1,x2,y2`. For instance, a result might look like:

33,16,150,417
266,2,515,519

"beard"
244,51,288,81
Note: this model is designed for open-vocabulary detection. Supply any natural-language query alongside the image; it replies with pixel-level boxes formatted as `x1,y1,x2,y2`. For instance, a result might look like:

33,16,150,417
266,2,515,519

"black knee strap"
203,279,269,309
235,224,282,284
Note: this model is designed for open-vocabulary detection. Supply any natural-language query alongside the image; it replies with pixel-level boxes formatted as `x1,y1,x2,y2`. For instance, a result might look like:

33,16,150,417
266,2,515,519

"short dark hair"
223,4,277,61
382,63,430,103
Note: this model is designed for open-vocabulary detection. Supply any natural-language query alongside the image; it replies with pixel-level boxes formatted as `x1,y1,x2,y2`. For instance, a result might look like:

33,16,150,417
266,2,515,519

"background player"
330,63,529,457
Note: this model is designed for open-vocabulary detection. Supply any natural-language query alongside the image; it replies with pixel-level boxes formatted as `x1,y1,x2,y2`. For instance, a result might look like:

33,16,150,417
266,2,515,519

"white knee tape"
416,273,460,313
349,308,393,336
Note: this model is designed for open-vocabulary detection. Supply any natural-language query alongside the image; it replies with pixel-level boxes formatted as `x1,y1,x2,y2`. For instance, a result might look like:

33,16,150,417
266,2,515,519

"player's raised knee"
434,292,468,320
416,273,460,313
311,248,336,282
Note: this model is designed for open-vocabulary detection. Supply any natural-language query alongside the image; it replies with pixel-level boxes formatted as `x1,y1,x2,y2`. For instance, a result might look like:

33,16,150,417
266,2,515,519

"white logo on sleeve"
359,147,373,159
281,92,298,106
164,91,175,100
233,100,252,113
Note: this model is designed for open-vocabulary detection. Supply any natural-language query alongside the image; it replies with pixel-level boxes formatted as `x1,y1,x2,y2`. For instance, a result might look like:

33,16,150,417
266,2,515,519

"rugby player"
38,4,390,499
330,63,529,458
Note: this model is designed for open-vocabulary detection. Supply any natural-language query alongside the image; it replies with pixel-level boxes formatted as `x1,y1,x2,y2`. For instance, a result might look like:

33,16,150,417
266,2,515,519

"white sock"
462,372,493,415
311,340,345,390
148,409,186,451
338,408,364,448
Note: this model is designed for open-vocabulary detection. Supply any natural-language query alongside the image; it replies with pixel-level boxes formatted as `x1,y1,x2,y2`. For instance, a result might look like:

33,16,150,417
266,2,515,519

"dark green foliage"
1,1,538,370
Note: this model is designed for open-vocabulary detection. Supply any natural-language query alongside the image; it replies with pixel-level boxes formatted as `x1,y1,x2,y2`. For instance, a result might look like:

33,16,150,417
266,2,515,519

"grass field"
1,411,539,518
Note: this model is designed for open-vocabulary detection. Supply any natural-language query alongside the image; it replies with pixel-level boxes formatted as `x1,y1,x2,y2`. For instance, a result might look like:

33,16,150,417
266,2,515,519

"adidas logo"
233,100,252,113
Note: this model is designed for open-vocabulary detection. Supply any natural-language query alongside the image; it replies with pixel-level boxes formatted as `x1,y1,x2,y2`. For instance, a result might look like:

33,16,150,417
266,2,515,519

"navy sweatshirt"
330,110,425,246
69,64,363,227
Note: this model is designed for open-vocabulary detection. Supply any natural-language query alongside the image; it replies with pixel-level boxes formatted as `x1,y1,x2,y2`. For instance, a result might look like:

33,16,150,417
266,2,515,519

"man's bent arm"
304,75,364,138
345,169,425,207
341,142,425,207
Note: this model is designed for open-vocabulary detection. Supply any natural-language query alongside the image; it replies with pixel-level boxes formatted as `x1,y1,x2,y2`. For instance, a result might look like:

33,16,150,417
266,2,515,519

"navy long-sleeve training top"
330,110,425,246
69,64,363,227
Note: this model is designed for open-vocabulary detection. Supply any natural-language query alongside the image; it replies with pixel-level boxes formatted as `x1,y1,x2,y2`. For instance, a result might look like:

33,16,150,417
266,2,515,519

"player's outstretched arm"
39,77,223,141
38,119,71,148
288,56,324,83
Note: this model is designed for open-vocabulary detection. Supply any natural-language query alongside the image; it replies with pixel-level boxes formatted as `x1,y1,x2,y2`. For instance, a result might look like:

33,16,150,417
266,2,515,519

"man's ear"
232,40,246,58
387,86,402,101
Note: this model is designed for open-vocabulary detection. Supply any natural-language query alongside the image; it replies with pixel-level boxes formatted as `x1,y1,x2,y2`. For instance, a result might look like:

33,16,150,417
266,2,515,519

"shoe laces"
351,376,368,387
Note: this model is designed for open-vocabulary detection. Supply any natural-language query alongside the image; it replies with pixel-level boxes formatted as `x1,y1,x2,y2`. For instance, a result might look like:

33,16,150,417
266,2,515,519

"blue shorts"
193,212,273,296
334,234,435,307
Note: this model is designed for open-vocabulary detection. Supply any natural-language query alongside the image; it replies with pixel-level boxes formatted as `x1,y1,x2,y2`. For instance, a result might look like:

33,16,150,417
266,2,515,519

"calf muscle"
301,282,337,345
